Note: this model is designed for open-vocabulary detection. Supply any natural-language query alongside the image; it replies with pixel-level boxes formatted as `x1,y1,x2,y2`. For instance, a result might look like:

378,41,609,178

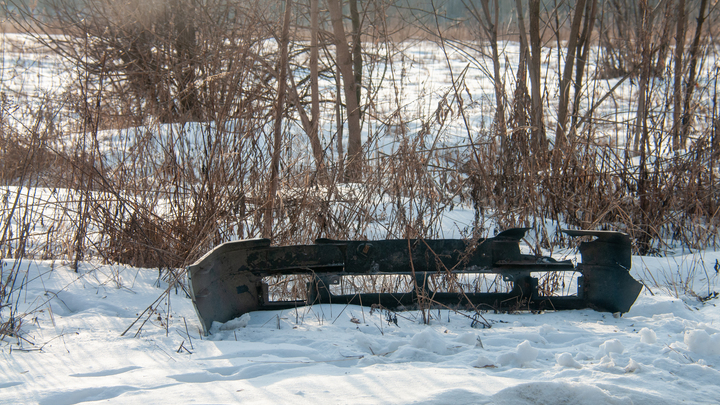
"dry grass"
2,1,720,335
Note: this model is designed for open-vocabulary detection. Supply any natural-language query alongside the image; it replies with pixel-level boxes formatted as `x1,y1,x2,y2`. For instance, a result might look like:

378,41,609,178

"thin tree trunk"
633,0,653,154
555,0,587,155
292,0,328,182
288,73,328,181
328,0,362,182
172,0,201,121
311,0,321,158
653,0,675,76
263,0,292,239
334,64,344,175
673,0,686,150
515,0,529,131
515,1,529,76
635,0,654,253
349,0,362,112
514,0,530,146
479,0,506,139
680,0,709,147
571,0,598,131
528,0,545,152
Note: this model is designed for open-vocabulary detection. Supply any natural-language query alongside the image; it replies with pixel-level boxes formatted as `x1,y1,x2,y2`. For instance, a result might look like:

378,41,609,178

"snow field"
1,259,719,404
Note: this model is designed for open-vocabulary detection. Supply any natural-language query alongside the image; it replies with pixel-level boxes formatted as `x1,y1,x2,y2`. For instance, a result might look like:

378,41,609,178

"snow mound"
684,330,720,356
355,333,405,355
220,313,251,330
491,382,633,405
390,345,443,363
556,352,582,369
597,339,625,358
455,331,479,345
599,355,616,367
410,327,452,355
498,340,538,367
627,294,694,319
208,313,251,334
625,358,641,373
413,388,488,405
470,355,495,368
639,327,657,344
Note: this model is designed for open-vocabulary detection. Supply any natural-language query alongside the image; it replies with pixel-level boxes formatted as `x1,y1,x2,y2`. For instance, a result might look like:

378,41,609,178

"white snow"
497,340,539,367
555,352,582,369
597,339,625,358
1,256,720,404
639,327,657,344
492,381,635,405
470,355,495,368
624,358,641,373
684,330,720,356
216,314,251,332
407,328,448,355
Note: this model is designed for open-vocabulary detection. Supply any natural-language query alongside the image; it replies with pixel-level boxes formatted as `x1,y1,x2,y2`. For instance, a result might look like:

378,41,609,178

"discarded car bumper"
188,229,642,334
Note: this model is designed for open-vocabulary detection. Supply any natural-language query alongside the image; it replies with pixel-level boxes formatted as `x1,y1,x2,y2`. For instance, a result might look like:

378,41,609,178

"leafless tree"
554,0,587,157
327,0,363,182
672,0,687,150
264,0,293,239
680,0,710,147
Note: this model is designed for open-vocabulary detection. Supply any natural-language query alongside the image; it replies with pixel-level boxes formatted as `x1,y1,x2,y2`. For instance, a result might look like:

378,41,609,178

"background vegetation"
1,0,719,281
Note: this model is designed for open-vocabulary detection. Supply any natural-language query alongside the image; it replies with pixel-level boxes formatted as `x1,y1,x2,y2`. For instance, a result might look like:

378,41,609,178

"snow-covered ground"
1,257,719,404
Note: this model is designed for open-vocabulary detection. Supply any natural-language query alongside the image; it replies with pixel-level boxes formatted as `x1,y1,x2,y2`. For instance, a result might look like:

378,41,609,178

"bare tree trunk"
633,0,657,253
515,0,529,76
288,74,328,182
328,0,363,182
172,0,201,121
555,0,587,155
311,0,321,160
653,0,675,75
673,0,686,150
289,0,327,182
528,0,545,153
478,0,506,139
680,0,709,147
334,64,344,175
571,0,598,131
349,0,362,112
515,0,530,132
263,0,292,239
633,0,653,154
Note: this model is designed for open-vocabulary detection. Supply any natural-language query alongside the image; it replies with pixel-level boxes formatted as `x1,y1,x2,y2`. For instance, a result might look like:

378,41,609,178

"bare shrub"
1,0,719,319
